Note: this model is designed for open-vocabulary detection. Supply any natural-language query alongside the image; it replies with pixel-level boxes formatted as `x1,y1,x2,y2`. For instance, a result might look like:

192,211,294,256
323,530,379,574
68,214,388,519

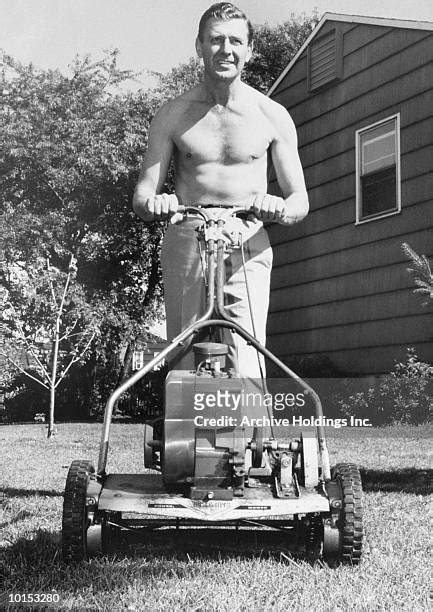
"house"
130,336,168,371
266,13,433,375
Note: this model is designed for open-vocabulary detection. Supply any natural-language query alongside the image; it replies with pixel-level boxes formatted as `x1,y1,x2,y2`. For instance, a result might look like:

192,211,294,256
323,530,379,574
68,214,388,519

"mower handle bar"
176,205,251,223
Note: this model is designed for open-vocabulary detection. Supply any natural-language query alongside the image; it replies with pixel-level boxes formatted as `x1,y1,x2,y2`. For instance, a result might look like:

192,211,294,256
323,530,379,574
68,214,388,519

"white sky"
2,0,433,89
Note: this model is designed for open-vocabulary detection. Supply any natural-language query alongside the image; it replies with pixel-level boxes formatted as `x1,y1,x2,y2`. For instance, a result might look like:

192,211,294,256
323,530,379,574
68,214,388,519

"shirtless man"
133,2,309,376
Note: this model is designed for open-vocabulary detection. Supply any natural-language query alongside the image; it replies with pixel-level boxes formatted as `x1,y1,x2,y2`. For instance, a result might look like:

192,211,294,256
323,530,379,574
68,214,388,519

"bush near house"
335,349,433,426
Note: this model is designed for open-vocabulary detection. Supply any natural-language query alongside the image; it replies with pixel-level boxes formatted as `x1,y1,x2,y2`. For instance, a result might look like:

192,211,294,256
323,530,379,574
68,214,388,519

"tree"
244,13,319,92
1,50,166,422
1,255,96,436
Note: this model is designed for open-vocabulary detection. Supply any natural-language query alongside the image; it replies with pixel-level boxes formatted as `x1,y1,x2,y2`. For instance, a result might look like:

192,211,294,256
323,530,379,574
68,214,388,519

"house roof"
267,13,433,96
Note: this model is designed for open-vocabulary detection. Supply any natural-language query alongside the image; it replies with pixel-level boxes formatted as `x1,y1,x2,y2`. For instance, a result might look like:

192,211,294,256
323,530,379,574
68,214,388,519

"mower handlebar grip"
176,205,252,221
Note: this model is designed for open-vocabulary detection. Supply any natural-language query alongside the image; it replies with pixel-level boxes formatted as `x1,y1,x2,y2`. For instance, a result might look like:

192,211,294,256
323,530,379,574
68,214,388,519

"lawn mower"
62,206,363,565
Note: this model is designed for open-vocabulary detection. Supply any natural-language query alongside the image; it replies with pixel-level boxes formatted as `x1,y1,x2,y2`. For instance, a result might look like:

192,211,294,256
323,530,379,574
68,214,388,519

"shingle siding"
267,18,433,374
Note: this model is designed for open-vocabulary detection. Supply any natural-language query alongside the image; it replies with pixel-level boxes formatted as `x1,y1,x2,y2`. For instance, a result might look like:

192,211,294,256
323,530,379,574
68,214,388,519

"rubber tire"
326,463,363,566
62,460,95,563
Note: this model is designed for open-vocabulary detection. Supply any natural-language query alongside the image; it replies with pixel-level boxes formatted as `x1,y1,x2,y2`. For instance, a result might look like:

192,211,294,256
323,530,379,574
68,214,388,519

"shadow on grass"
360,467,432,495
1,527,309,592
1,487,63,498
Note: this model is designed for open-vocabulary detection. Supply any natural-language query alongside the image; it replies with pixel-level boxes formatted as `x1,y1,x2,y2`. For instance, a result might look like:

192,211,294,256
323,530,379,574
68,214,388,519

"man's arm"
132,103,179,221
254,104,309,225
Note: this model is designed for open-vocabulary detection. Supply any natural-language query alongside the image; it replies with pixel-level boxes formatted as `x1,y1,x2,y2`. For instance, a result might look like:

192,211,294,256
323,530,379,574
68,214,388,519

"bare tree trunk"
3,254,95,438
47,315,60,438
48,380,56,438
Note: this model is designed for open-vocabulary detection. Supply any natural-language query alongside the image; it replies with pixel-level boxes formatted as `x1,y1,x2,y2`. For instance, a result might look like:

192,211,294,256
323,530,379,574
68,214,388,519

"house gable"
266,14,433,375
268,13,433,96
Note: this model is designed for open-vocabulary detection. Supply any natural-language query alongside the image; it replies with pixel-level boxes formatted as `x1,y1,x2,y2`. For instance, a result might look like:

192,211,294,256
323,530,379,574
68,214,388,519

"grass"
1,422,432,611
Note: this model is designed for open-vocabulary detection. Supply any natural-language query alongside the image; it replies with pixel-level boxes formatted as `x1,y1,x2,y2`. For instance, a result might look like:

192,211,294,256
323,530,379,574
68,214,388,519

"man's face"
196,18,253,81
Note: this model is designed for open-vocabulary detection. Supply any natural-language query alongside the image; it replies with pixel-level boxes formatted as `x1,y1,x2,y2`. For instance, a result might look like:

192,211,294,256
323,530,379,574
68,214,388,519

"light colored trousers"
161,212,273,378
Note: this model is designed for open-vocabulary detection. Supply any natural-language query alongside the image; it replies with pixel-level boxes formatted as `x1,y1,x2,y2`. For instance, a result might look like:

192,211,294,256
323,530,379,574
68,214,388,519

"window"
308,29,342,91
356,114,401,224
132,349,165,371
132,350,144,371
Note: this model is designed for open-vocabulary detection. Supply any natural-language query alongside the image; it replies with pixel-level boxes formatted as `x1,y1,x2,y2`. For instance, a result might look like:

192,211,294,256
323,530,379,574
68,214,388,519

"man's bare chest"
173,106,273,165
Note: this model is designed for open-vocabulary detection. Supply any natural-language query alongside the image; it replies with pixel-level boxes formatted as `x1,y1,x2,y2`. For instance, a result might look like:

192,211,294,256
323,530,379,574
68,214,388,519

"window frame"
355,113,401,225
132,350,144,371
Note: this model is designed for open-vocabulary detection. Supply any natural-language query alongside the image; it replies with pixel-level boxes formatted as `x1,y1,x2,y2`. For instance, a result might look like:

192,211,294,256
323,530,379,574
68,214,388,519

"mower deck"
97,473,330,521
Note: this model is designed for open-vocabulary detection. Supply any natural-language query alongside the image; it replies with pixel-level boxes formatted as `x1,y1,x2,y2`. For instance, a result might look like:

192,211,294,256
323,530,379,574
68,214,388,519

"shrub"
4,371,48,422
402,242,433,307
336,349,433,425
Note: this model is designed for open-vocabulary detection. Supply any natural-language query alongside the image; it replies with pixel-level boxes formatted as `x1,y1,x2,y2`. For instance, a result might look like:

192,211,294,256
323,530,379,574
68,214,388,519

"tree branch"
0,350,49,389
15,321,51,384
58,319,79,342
55,330,95,387
45,179,67,207
46,257,58,309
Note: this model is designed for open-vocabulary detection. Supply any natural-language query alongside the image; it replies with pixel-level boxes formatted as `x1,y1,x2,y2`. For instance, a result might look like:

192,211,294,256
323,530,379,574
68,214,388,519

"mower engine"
144,341,307,502
163,342,249,499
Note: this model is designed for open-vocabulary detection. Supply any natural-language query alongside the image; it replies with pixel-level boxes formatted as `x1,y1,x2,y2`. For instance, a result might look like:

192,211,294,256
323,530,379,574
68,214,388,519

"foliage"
1,255,97,431
1,50,164,318
2,372,47,421
245,13,319,93
151,57,203,100
1,50,167,419
116,365,167,421
402,242,433,306
336,349,433,425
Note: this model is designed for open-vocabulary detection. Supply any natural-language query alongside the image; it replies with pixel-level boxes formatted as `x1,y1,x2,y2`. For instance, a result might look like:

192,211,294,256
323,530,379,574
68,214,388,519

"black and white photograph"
1,0,432,609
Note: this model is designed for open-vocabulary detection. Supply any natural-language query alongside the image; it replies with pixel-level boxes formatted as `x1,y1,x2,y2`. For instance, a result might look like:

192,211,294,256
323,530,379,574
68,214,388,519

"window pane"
362,133,396,174
361,121,396,175
132,351,144,370
361,166,397,217
362,120,394,142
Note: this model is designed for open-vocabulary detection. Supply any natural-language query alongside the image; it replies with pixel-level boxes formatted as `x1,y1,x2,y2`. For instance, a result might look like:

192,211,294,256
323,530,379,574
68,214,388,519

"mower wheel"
62,460,95,563
324,463,363,566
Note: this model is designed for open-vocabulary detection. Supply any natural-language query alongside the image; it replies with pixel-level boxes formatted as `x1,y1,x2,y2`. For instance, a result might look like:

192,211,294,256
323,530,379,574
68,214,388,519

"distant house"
266,13,433,375
130,336,168,372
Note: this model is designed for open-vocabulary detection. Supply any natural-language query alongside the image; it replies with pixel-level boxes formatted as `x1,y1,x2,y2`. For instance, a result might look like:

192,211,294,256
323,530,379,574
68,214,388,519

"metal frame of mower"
62,207,363,565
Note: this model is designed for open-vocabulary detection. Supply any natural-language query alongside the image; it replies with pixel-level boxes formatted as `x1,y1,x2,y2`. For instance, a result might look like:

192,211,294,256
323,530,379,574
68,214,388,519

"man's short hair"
198,2,254,44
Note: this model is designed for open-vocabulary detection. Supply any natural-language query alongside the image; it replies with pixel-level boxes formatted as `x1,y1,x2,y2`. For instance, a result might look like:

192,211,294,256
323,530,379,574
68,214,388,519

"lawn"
1,422,432,611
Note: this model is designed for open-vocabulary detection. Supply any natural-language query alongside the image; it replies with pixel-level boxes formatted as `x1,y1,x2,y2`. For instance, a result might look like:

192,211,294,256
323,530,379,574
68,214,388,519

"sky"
2,0,433,90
